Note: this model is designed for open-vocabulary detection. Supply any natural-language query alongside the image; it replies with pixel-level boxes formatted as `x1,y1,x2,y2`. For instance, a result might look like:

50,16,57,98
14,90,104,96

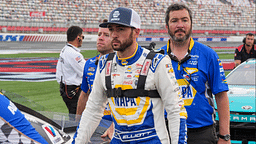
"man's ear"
134,28,141,38
77,36,81,42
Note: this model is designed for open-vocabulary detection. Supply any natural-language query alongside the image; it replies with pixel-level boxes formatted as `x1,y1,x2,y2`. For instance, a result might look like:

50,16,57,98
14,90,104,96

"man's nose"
98,34,104,40
176,20,184,28
111,31,118,38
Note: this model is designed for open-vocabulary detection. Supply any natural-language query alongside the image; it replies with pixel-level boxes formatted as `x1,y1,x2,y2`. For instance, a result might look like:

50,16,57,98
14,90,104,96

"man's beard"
168,27,192,43
112,30,133,52
245,42,253,47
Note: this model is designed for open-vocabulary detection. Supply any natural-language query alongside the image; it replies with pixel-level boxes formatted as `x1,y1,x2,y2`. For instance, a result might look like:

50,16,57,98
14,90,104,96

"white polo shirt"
56,43,86,86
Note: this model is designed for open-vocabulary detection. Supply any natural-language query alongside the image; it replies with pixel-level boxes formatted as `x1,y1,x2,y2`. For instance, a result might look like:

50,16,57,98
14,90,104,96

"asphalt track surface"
0,41,242,54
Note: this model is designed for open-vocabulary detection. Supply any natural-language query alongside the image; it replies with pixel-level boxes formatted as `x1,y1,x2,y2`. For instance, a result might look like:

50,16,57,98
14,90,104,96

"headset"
242,33,256,45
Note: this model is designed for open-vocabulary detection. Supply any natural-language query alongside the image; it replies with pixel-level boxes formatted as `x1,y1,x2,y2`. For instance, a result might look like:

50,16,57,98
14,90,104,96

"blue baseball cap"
99,7,141,29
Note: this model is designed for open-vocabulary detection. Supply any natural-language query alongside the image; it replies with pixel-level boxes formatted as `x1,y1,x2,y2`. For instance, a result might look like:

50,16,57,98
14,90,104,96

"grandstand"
0,0,255,35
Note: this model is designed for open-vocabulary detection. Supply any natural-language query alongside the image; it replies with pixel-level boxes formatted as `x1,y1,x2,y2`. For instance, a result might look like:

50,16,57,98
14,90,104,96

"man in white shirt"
56,26,86,118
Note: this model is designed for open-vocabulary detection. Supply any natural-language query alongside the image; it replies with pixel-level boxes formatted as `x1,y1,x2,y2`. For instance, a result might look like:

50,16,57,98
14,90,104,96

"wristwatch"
217,134,231,141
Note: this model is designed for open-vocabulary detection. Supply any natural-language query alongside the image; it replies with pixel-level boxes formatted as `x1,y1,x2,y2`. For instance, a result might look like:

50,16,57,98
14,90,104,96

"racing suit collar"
116,43,142,66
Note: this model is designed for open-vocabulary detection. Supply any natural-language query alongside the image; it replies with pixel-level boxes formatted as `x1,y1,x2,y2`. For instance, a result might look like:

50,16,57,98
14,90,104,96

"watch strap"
217,134,230,141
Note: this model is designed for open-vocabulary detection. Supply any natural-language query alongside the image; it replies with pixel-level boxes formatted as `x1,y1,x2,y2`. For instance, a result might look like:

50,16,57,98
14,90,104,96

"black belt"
187,124,214,133
60,83,80,88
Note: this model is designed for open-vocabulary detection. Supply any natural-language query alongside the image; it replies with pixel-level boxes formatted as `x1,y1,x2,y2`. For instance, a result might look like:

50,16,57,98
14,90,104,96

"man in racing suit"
0,93,48,144
160,3,230,144
74,7,187,144
72,20,114,144
76,19,113,121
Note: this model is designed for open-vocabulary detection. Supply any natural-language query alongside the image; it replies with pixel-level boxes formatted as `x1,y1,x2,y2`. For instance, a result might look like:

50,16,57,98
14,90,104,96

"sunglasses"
80,35,84,39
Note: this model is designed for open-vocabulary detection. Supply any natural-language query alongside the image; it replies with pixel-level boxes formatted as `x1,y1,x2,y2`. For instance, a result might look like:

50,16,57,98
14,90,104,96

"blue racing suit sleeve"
0,94,48,144
81,59,90,92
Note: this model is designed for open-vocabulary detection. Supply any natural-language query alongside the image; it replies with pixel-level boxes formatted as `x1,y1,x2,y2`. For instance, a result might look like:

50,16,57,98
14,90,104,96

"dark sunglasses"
80,35,84,39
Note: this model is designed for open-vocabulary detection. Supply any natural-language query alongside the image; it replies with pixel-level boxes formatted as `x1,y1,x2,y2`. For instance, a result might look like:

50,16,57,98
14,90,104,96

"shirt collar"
67,43,81,52
167,37,194,54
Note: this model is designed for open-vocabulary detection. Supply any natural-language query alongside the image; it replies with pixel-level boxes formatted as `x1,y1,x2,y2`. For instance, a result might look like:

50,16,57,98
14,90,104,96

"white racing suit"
75,45,187,144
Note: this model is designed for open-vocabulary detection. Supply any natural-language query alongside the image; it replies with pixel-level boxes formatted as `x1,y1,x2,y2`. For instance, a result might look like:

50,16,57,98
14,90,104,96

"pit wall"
0,33,243,42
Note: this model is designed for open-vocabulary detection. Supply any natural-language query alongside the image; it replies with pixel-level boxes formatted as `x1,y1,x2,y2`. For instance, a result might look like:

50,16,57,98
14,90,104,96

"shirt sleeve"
74,65,108,144
67,51,86,79
154,55,186,144
208,52,229,95
56,55,62,84
81,60,90,93
234,48,242,60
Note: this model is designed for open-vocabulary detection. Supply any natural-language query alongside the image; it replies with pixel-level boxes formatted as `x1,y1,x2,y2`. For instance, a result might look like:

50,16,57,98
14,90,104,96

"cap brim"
99,22,135,28
99,22,109,28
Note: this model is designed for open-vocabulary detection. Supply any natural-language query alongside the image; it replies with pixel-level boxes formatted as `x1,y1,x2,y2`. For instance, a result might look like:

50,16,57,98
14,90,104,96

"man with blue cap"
74,7,187,144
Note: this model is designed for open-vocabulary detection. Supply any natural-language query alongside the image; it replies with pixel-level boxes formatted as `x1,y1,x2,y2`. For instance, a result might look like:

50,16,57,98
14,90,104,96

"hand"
217,138,231,144
75,114,81,122
101,122,114,142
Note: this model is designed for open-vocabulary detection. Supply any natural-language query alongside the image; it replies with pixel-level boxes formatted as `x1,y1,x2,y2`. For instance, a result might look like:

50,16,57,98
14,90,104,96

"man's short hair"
246,32,255,37
102,19,108,23
165,3,193,27
67,26,83,42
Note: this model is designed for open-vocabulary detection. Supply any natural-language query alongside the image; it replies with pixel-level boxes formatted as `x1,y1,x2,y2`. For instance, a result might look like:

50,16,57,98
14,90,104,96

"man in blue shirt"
72,19,113,144
75,19,113,121
160,3,230,144
0,93,48,144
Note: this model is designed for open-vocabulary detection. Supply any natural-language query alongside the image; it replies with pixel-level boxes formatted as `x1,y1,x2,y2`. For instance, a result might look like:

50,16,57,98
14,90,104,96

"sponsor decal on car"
42,124,64,144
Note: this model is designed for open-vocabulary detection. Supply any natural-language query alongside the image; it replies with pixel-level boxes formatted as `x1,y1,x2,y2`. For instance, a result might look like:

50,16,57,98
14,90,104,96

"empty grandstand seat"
160,29,167,33
59,27,68,32
86,28,93,32
7,26,16,31
44,27,53,32
145,29,153,33
23,26,31,31
52,27,60,32
153,29,159,33
31,27,39,31
1,1,255,34
16,26,24,31
92,28,98,32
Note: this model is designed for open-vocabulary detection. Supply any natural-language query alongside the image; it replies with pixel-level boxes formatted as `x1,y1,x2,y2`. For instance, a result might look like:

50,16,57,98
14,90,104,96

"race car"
1,89,112,144
215,58,256,144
